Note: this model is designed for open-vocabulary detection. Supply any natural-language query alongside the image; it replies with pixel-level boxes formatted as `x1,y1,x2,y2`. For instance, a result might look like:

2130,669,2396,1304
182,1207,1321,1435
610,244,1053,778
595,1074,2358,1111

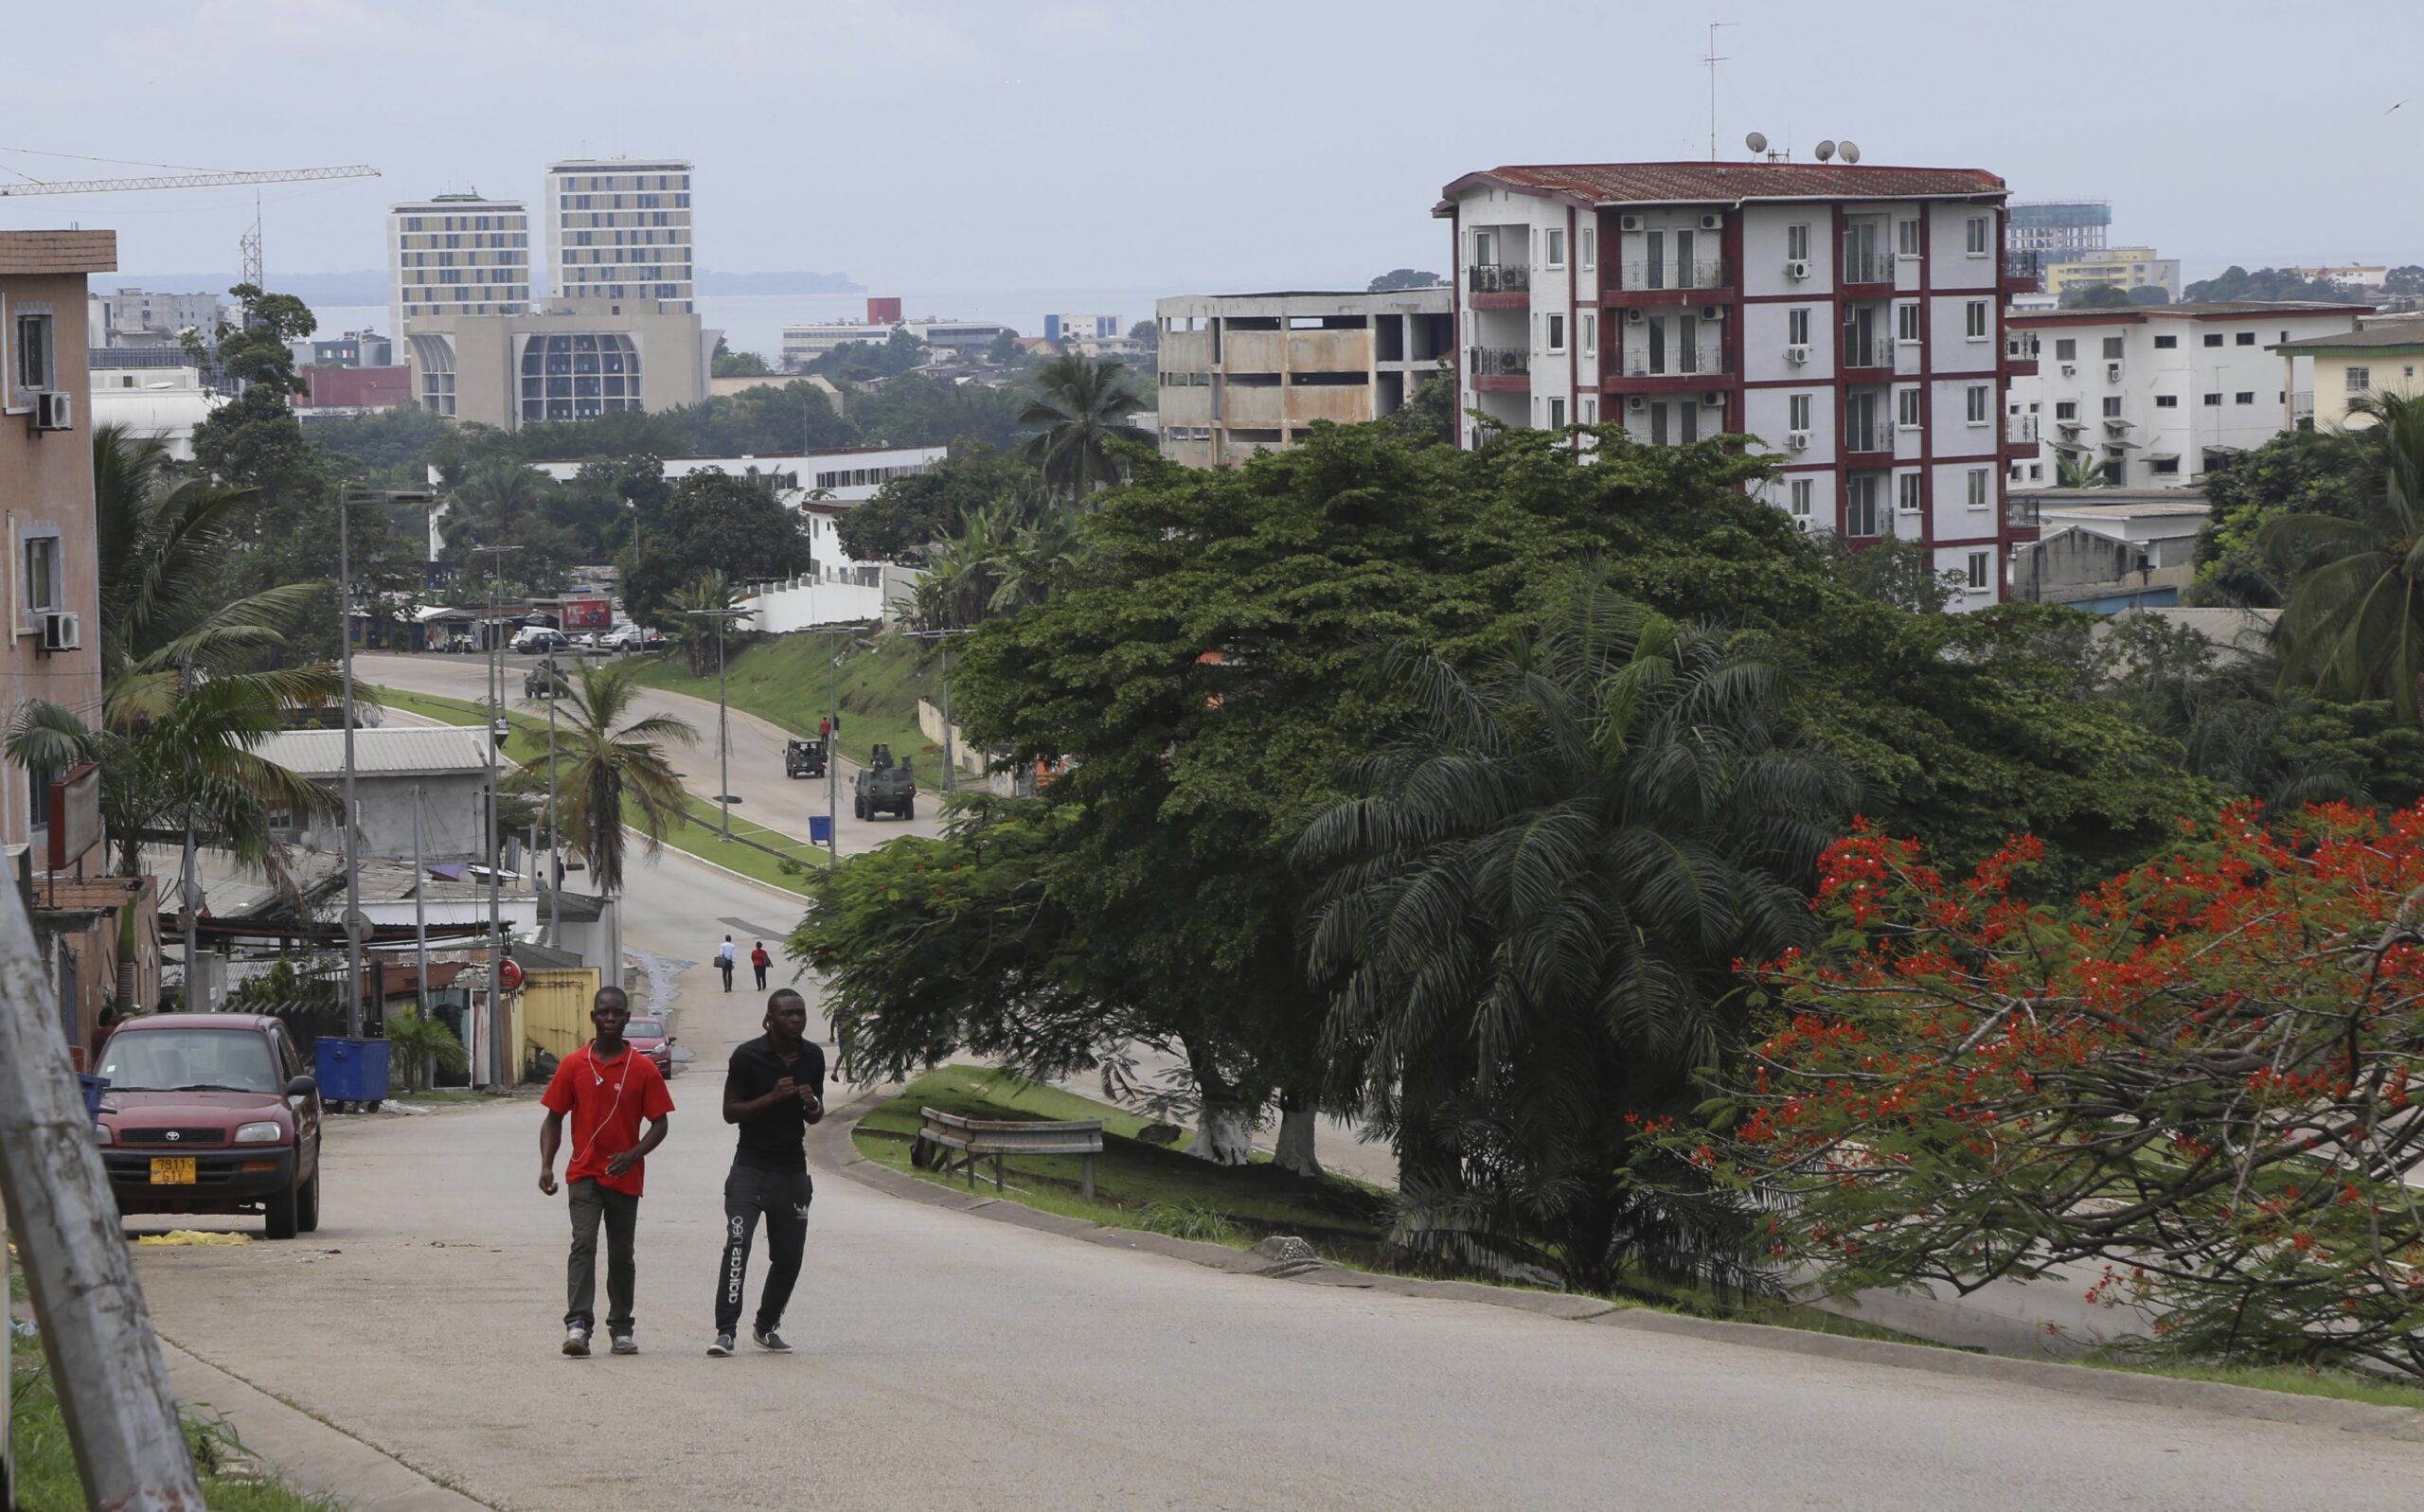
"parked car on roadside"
623,1017,676,1077
93,1013,324,1239
599,623,647,651
509,626,569,654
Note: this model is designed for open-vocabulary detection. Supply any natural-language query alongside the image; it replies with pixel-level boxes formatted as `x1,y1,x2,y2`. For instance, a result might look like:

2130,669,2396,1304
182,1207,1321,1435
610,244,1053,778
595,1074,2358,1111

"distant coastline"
108,269,864,308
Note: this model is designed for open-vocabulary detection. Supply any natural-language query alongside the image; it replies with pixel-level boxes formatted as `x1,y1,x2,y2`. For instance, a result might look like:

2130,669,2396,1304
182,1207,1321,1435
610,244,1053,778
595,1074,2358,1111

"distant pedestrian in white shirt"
716,936,738,993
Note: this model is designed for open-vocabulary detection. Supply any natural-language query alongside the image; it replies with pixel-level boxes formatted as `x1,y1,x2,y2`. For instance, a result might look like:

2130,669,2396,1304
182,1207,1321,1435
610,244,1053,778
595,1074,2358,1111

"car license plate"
149,1157,197,1184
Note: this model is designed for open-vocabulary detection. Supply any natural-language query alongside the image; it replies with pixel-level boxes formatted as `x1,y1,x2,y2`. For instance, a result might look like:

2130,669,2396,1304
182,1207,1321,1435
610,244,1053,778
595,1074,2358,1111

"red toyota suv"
94,1013,325,1239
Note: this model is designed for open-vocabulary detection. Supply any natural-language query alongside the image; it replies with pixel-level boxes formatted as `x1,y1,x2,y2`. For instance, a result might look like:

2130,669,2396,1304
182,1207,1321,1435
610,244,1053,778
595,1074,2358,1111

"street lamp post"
465,543,521,1089
901,627,975,797
683,608,750,841
337,487,435,1038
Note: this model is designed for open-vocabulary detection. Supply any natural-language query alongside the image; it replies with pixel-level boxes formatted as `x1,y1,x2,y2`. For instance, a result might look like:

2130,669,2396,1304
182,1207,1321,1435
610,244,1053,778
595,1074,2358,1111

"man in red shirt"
539,987,674,1357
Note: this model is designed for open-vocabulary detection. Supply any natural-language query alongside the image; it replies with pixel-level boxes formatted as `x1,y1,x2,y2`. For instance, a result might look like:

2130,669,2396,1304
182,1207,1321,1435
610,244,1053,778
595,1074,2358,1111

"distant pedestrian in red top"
750,942,771,990
539,987,674,1358
819,716,830,739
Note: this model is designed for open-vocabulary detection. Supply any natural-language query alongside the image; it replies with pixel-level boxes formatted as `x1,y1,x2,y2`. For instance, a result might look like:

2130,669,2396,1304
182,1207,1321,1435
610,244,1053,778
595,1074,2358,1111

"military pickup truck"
523,660,572,699
785,737,828,779
852,743,917,821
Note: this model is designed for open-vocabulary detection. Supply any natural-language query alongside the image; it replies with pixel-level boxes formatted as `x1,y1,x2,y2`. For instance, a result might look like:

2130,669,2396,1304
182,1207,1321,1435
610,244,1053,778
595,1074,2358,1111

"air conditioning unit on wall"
1620,214,1645,232
1701,305,1725,321
1625,309,1646,325
1787,343,1810,365
1628,395,1647,412
1787,429,1811,451
1702,390,1726,407
1784,258,1810,280
33,391,71,431
41,611,80,651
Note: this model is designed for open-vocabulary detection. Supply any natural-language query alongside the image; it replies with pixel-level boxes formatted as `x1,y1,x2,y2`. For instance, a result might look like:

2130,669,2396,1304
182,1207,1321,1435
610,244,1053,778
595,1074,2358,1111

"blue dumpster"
809,814,833,845
77,1073,109,1124
313,1038,392,1109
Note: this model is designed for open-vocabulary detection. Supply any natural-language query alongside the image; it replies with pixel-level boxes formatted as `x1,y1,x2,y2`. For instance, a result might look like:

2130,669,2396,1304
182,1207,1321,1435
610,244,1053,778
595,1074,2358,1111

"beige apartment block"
1155,288,1453,467
2272,318,2424,432
403,298,713,432
2044,247,2181,302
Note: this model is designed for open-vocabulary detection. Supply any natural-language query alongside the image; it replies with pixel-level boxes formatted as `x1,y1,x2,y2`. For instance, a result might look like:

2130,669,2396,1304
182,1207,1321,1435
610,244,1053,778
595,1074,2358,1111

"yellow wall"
521,967,602,1067
2303,348,2424,433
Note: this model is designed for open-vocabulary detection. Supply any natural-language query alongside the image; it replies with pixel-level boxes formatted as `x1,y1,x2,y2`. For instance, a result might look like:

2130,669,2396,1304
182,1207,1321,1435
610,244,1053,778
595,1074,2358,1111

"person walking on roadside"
708,988,825,1357
538,987,674,1358
716,934,737,992
750,941,771,991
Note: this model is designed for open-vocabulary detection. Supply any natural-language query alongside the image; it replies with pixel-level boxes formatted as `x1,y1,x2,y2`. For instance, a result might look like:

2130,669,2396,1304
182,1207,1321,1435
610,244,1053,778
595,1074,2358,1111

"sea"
306,287,1182,362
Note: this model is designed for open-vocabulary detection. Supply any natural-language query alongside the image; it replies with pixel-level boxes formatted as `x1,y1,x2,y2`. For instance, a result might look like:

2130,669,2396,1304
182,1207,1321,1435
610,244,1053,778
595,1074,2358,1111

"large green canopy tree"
2264,392,2424,719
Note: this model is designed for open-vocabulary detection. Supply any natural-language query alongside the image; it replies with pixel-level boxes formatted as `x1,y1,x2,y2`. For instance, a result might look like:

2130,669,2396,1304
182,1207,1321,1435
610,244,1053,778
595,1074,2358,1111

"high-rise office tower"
544,158,694,312
387,193,531,341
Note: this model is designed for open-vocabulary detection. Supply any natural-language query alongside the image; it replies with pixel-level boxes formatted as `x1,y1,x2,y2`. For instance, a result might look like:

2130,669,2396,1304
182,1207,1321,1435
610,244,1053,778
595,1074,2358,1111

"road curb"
158,1333,497,1510
808,1093,2424,1439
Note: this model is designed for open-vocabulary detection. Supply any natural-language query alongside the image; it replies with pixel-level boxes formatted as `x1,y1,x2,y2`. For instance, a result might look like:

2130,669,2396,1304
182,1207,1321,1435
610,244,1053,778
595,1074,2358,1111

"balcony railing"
2006,496,2041,527
1615,351,1732,379
2290,390,2315,427
1468,345,1531,377
1845,423,1893,454
1617,260,1732,293
2002,249,2046,287
1842,251,1895,285
1468,263,1531,295
1842,338,1894,370
2006,415,2041,446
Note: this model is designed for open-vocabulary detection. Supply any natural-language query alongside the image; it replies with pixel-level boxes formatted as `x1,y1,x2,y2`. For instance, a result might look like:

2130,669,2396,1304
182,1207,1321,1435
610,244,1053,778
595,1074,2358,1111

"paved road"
125,845,2424,1510
358,650,945,858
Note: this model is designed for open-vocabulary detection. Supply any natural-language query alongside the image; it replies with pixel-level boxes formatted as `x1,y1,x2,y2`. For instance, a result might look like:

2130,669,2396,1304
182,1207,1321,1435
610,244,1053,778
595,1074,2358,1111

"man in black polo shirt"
707,988,825,1357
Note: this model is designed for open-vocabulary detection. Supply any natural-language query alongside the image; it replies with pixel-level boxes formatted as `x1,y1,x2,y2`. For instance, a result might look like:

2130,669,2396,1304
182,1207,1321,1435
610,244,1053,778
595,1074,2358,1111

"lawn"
852,1067,1389,1250
8,1359,336,1511
630,632,943,774
365,683,827,895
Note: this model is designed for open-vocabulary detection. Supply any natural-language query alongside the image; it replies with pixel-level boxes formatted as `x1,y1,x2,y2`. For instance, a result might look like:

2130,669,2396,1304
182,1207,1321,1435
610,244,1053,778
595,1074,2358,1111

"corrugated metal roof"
1443,162,2006,210
254,727,494,778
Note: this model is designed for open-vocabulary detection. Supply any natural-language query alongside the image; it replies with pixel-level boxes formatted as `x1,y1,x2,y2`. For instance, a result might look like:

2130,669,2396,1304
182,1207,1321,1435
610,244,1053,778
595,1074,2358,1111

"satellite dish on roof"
1839,140,1862,164
1745,131,1769,154
1813,140,1837,163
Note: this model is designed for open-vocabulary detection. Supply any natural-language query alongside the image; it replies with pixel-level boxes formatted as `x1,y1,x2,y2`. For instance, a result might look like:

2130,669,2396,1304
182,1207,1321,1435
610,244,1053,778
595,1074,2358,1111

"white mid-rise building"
2005,302,2366,490
525,444,944,505
544,158,694,312
86,287,223,350
388,194,531,342
781,319,895,367
1436,159,2035,604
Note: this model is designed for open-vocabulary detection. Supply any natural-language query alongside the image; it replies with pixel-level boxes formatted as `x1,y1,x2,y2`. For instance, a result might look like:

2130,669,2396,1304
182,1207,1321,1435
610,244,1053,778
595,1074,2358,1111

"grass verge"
366,683,827,895
8,1358,337,1510
630,632,941,773
851,1067,1388,1248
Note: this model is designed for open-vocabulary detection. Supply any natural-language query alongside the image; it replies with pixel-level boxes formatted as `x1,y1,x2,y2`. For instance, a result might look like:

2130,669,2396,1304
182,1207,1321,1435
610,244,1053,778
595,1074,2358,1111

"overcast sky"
9,0,2416,293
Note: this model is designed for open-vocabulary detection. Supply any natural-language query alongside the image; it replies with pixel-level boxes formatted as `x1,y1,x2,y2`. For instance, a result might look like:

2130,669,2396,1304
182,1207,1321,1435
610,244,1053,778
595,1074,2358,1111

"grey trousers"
565,1178,640,1334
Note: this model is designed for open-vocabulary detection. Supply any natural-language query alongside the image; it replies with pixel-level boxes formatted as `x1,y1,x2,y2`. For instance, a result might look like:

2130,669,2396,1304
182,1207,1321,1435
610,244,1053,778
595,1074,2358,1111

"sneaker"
752,1327,792,1353
610,1335,638,1356
706,1333,734,1357
562,1326,591,1358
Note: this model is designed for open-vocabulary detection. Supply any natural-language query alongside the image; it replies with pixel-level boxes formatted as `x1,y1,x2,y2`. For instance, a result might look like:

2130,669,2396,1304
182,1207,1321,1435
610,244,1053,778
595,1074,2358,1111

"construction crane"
0,152,380,287
0,163,378,198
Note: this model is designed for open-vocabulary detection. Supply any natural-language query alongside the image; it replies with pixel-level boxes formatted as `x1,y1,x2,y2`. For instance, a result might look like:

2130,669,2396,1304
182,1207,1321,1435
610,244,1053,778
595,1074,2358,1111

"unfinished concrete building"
1154,288,1453,467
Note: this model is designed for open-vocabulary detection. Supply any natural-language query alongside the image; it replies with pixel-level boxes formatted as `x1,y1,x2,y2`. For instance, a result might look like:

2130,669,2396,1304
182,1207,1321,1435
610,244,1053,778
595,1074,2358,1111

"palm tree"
2264,391,2424,719
2054,446,2107,489
1296,574,1854,1290
6,426,340,879
1016,353,1150,499
510,663,697,902
986,505,1087,616
667,571,755,677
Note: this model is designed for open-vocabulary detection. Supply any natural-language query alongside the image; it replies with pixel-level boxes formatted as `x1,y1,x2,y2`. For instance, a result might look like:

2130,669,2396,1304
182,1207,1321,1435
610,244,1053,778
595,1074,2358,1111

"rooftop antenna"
1703,22,1737,162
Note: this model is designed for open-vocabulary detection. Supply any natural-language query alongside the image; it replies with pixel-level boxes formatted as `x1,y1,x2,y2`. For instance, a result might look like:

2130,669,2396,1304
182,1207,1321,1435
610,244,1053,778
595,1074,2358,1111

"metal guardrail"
913,1108,1104,1200
1616,353,1731,379
1842,252,1895,285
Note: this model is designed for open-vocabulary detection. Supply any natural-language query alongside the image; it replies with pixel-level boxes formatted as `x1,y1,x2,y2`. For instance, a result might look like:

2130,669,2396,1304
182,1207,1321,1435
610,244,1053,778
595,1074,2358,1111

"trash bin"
313,1038,392,1112
77,1073,109,1124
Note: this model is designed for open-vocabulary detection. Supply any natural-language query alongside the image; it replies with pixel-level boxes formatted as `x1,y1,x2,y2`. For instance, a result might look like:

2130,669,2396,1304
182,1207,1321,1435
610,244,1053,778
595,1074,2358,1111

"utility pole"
467,543,520,1088
338,489,364,1038
0,884,205,1511
902,627,975,796
545,665,560,944
412,784,429,1030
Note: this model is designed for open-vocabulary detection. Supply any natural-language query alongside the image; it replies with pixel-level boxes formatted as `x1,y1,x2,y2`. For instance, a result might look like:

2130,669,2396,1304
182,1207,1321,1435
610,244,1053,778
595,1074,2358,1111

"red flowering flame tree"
1669,802,2424,1378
